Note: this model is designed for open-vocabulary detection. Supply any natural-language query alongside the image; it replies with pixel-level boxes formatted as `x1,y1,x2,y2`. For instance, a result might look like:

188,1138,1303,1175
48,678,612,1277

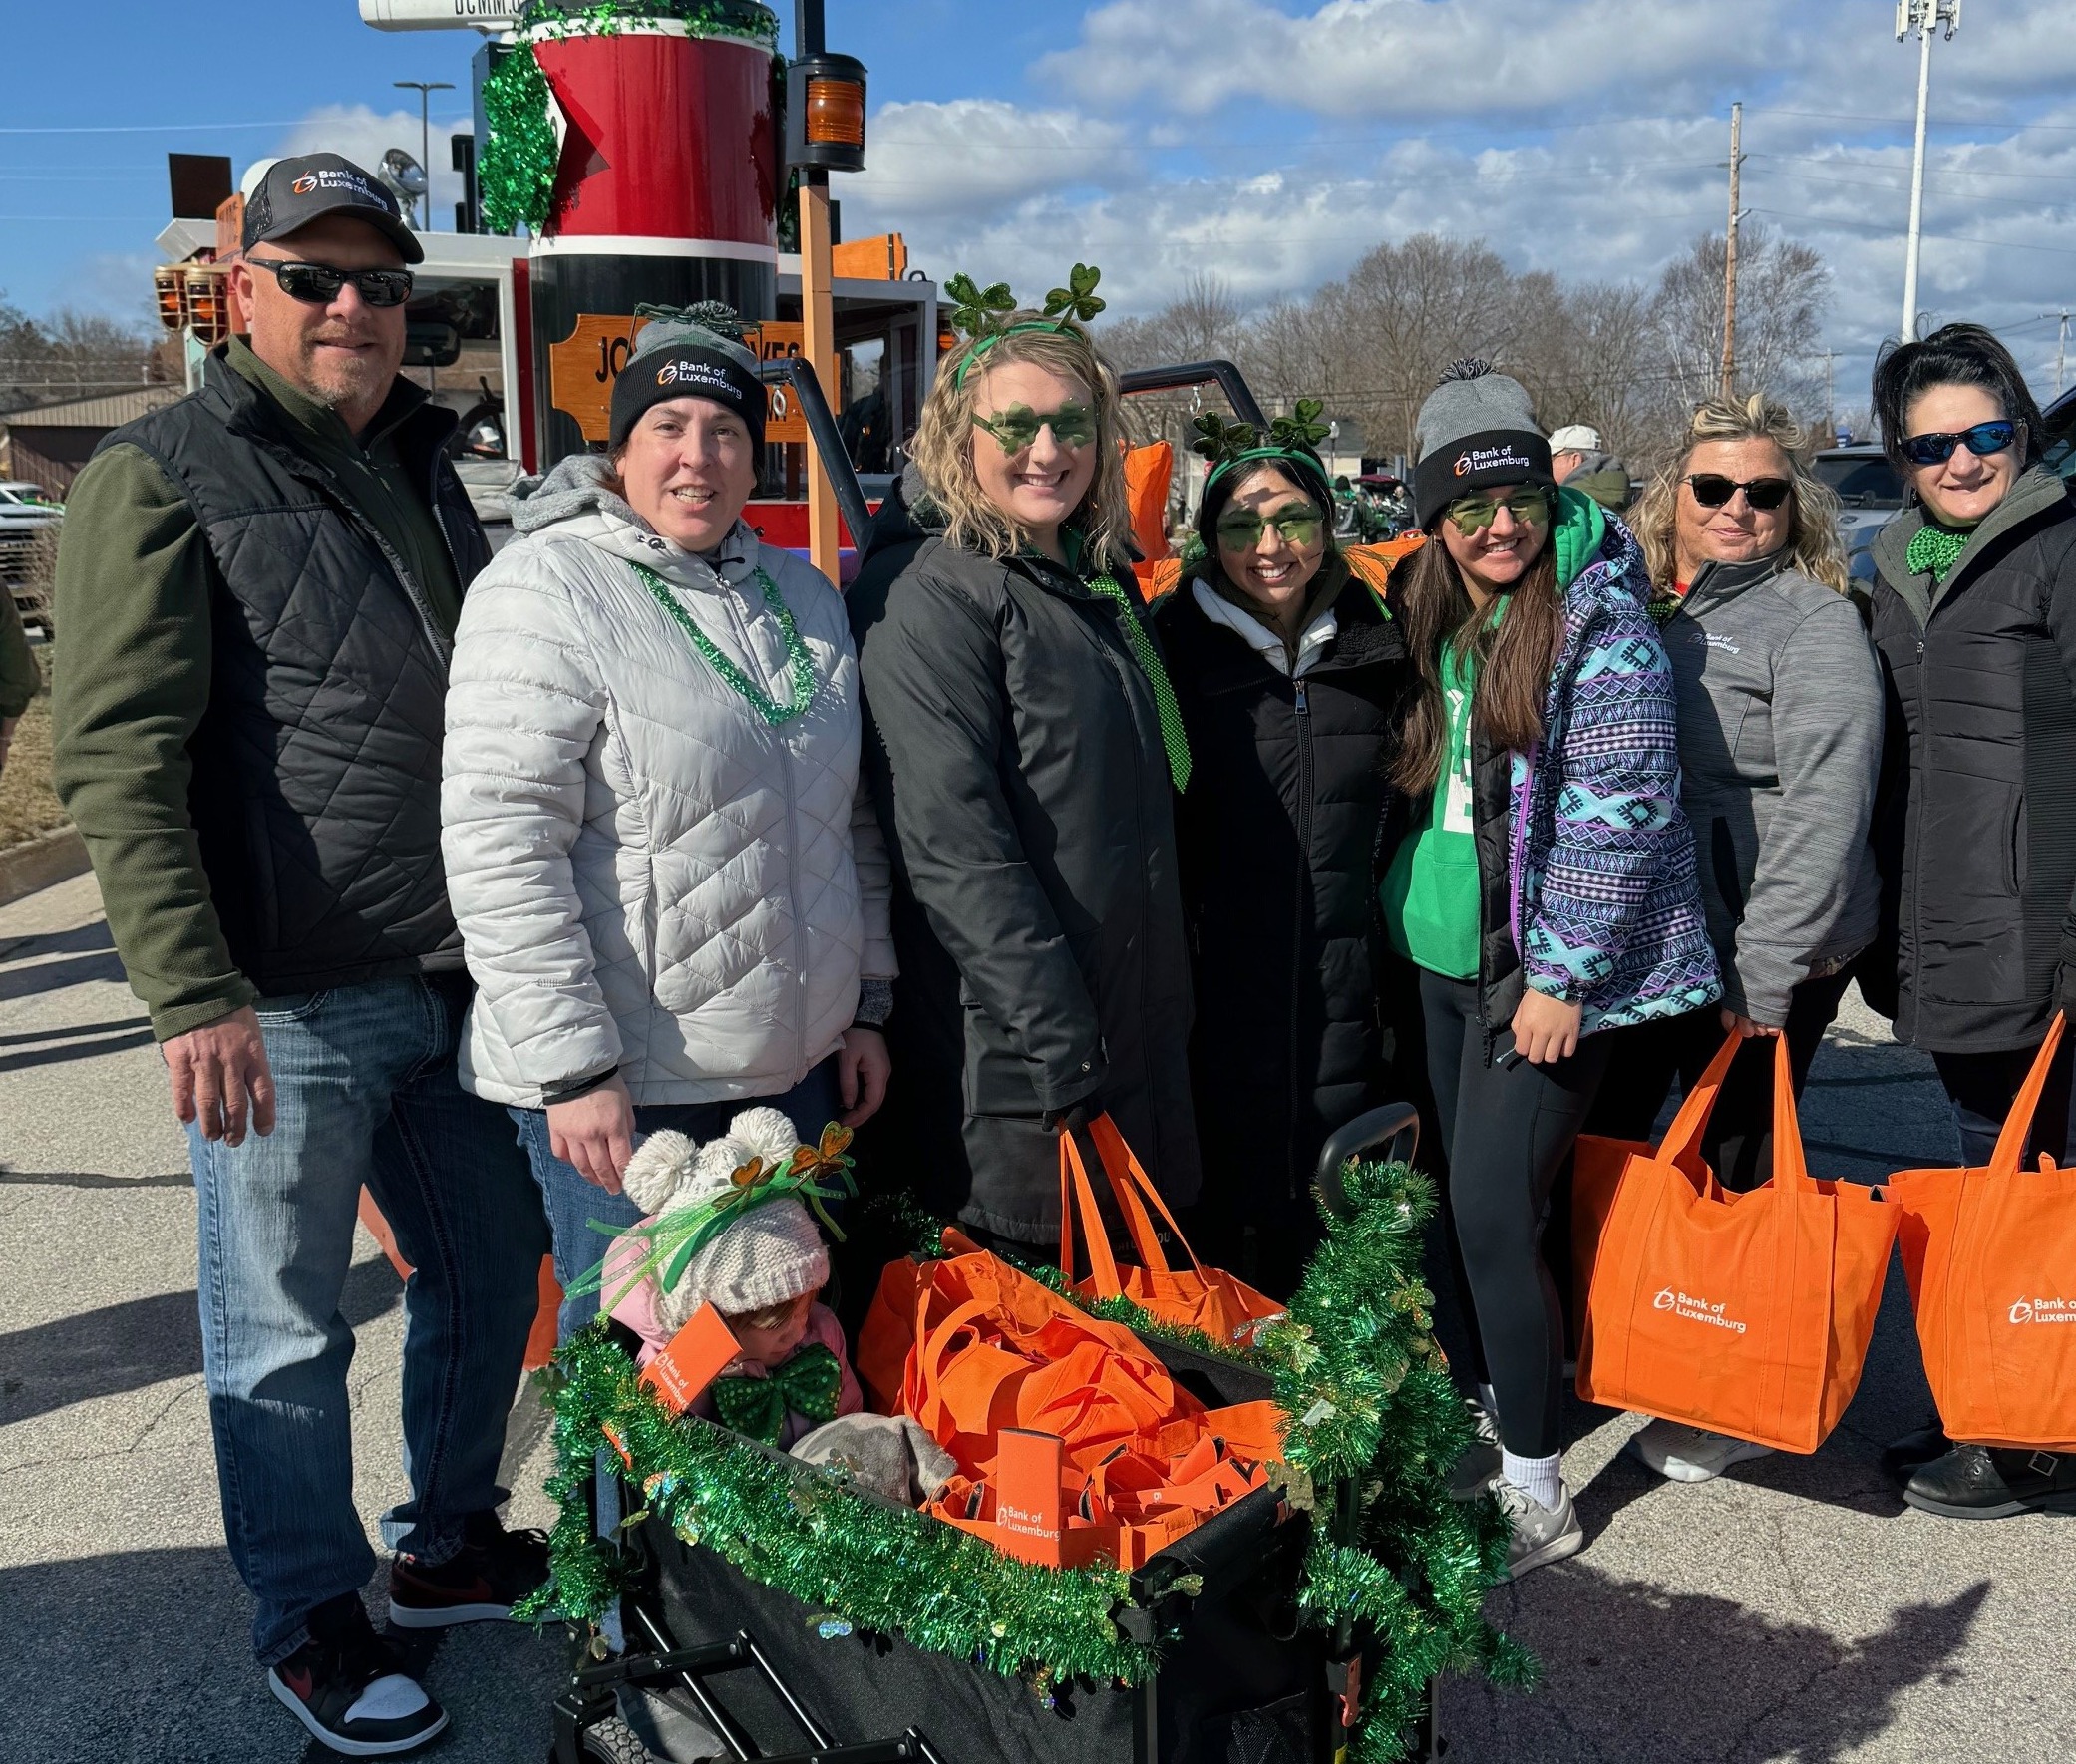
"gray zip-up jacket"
1660,552,1884,1024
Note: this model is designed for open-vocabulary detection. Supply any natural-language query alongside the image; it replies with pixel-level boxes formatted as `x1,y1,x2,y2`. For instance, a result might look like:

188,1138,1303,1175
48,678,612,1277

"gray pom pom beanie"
609,303,767,453
1410,358,1553,528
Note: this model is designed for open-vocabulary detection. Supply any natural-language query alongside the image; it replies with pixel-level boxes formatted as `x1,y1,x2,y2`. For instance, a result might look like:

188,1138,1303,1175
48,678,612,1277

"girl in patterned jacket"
1377,361,1718,1580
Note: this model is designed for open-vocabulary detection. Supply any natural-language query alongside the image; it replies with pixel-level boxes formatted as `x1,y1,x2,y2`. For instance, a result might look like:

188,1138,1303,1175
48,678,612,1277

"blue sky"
7,1,2076,412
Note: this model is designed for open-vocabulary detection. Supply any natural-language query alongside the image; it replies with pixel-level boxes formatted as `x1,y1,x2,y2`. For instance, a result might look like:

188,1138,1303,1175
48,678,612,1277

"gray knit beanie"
610,301,767,452
1410,358,1553,528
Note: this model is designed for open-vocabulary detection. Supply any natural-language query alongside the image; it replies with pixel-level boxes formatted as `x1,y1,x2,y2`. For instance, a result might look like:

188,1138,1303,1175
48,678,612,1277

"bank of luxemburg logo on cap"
1454,442,1533,479
291,175,319,195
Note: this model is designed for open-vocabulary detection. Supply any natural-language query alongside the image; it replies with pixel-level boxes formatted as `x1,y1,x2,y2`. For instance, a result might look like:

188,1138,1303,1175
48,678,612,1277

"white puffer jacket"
442,457,894,1108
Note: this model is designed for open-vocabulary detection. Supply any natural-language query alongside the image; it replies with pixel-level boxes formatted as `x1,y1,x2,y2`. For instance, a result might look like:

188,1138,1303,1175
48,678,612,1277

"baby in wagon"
602,1106,864,1447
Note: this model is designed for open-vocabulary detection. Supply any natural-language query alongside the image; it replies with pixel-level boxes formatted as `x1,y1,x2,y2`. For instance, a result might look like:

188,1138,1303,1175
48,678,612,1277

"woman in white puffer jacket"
441,307,893,1334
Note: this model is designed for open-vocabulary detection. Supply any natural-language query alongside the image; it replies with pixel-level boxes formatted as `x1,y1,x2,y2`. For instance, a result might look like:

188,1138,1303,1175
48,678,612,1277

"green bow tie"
711,1342,842,1445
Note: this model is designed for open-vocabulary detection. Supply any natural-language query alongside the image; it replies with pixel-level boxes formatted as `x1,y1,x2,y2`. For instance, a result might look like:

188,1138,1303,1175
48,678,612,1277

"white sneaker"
1448,1398,1504,1500
1628,1418,1774,1484
1497,1477,1584,1580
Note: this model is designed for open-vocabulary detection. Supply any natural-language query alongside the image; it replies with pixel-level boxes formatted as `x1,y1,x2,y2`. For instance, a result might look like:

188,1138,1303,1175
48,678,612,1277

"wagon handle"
1313,1103,1420,1224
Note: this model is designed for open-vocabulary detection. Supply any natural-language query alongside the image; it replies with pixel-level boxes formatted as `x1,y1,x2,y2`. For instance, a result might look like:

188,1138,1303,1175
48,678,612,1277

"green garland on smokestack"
479,2,782,236
521,1158,1528,1763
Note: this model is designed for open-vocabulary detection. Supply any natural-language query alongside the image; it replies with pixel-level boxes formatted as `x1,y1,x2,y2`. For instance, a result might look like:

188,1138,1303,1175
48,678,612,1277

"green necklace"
1086,572,1193,793
629,560,818,726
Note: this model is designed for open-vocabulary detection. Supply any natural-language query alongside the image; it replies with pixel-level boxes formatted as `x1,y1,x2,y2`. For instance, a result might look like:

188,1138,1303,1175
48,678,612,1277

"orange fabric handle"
1059,1131,1122,1295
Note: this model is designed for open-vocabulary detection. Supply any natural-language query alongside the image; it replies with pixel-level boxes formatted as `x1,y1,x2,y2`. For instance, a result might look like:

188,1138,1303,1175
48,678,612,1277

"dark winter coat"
1157,563,1409,1233
1865,466,2076,1053
848,469,1201,1243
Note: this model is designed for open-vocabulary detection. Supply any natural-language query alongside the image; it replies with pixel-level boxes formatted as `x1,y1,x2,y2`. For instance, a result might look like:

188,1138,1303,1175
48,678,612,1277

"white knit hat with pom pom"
621,1107,831,1333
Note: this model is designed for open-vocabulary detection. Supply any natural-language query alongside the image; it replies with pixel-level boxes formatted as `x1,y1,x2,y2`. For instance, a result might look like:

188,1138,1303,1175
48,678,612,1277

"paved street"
3,870,2071,1763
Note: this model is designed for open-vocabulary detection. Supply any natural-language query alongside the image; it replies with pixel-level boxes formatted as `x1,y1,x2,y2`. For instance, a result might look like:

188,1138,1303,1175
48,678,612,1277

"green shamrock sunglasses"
970,402,1098,452
1216,505,1326,549
1444,488,1554,534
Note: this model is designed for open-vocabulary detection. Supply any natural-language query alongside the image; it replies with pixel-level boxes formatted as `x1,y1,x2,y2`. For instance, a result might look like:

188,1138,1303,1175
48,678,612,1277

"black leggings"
1420,970,1611,1460
1585,969,1854,1193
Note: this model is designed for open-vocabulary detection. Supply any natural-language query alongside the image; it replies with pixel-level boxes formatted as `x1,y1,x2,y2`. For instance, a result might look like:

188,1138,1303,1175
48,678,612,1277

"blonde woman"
1587,392,1883,1484
847,270,1200,1250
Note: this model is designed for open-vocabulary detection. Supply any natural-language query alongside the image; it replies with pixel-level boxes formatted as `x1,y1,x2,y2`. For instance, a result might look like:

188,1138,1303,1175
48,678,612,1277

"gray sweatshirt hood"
507,452,644,536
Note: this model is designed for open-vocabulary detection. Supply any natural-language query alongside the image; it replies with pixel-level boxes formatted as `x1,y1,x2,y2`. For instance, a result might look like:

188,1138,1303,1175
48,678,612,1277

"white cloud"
847,99,1136,220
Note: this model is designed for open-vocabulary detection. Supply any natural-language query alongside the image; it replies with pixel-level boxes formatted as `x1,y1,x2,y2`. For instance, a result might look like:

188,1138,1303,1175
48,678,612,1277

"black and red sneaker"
388,1509,551,1629
267,1593,448,1757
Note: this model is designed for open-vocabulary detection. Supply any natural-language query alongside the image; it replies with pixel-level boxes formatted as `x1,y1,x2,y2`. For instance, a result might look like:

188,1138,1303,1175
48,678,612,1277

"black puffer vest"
1159,568,1409,1213
97,354,485,995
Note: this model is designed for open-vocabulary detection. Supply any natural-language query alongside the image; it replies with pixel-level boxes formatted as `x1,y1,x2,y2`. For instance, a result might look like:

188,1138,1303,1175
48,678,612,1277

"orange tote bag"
1576,1034,1899,1453
1060,1116,1288,1348
1888,1015,2076,1451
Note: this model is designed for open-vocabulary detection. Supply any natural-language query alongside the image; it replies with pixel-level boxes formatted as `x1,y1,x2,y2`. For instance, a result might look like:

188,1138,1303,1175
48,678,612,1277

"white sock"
1478,1382,1499,1417
1503,1450,1563,1511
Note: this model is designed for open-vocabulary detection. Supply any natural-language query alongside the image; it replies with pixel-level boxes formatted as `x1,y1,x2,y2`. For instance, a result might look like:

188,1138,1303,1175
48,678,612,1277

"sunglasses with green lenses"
1215,505,1325,549
1444,489,1554,534
970,402,1098,452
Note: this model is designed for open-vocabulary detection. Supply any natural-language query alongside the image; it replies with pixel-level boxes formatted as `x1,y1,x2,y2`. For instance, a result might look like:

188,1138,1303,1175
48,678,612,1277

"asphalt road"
3,871,2071,1763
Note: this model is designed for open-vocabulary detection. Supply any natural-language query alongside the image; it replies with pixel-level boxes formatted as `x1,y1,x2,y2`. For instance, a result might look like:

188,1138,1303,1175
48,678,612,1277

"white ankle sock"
1503,1450,1563,1511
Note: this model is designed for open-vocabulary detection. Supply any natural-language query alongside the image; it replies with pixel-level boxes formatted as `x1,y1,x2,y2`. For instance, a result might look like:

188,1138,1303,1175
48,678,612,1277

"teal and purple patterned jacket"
1507,492,1719,1033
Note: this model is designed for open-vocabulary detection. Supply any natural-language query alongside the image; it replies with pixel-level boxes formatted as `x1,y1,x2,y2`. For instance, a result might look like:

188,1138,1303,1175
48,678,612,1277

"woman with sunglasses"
1585,393,1883,1484
1861,323,2076,1521
847,274,1201,1251
1146,408,1419,1295
1378,361,1716,1577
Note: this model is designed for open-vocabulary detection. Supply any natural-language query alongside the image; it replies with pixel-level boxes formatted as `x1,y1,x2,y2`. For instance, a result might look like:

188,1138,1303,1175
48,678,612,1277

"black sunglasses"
1899,419,2018,467
1683,474,1792,512
248,258,415,309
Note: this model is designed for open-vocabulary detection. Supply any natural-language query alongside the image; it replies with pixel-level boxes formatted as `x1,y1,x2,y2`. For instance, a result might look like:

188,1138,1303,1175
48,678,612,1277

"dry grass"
0,647,65,850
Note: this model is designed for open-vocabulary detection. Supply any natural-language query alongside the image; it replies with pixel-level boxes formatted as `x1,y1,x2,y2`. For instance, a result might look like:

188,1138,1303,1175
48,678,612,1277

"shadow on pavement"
0,1546,563,1764
0,1023,157,1071
0,1256,406,1425
1451,1572,1988,1763
0,946,129,1003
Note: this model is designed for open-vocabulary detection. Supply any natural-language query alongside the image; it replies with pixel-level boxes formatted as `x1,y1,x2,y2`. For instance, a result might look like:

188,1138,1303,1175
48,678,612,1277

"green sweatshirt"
51,340,461,1040
0,590,36,721
1378,636,1484,979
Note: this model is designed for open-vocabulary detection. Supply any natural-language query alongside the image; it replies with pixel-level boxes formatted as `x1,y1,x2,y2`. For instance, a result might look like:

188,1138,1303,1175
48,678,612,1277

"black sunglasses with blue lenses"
1899,419,2019,467
249,258,415,309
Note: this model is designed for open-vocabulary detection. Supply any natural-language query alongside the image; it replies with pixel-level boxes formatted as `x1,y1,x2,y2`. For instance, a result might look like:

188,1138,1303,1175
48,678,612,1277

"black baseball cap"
241,154,423,264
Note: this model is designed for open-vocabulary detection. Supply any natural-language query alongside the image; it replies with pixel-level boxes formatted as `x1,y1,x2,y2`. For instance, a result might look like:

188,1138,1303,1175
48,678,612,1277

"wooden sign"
547,312,809,446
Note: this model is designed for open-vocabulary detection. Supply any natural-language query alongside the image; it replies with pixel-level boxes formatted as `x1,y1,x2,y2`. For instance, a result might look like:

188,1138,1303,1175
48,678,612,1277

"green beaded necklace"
629,559,819,726
1086,571,1193,794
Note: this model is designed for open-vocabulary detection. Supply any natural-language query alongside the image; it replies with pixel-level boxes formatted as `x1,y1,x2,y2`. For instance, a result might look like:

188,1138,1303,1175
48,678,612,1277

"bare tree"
1648,227,1830,423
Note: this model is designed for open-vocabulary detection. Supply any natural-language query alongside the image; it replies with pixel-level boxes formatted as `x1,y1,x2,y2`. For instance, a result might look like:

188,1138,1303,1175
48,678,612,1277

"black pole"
796,0,824,57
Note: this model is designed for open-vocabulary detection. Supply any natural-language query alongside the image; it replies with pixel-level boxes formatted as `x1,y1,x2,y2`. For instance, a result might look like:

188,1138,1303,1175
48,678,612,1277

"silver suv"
1812,446,1904,586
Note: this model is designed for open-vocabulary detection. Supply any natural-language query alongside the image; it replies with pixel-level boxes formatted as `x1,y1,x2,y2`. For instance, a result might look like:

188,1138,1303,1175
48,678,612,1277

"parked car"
0,480,63,635
1812,445,1904,586
2042,380,2076,480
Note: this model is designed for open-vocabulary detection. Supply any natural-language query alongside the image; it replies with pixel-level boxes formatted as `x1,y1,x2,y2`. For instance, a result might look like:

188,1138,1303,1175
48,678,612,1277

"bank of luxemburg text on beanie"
1411,357,1555,528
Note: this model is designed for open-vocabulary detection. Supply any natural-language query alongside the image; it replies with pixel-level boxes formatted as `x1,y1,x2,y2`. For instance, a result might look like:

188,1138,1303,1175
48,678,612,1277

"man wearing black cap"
51,153,549,1755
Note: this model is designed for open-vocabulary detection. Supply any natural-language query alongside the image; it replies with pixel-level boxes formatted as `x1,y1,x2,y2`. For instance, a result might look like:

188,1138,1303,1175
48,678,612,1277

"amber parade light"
785,53,866,174
183,267,232,346
154,266,186,332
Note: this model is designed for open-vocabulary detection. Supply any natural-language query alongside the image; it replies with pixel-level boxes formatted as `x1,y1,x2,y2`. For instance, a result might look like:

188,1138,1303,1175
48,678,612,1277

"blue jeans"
189,973,549,1665
514,1056,843,1340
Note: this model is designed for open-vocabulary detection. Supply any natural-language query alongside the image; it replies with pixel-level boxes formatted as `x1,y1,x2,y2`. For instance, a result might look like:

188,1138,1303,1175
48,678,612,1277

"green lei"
630,560,818,726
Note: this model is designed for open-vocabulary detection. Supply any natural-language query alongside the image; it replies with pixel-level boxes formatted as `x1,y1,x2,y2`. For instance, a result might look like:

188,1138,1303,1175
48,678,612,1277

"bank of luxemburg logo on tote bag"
1574,1033,1899,1454
1888,1015,2076,1451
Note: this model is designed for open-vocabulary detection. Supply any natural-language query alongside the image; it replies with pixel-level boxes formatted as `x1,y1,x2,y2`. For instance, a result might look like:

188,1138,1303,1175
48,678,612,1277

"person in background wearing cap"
1377,361,1716,1578
1548,422,1634,512
1144,414,1418,1295
51,153,550,1756
440,304,894,1339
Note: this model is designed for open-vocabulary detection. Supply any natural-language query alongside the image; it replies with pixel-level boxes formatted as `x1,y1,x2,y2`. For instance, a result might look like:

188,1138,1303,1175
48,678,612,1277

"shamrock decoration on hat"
944,263,1107,384
1192,397,1334,490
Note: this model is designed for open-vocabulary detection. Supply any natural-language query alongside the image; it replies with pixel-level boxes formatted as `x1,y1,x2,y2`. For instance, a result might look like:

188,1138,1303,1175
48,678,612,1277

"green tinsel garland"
480,3,782,236
523,1161,1523,1763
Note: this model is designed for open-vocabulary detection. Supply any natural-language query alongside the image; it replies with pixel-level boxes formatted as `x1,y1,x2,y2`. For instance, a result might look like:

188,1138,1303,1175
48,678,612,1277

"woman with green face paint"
1148,405,1420,1297
846,271,1203,1252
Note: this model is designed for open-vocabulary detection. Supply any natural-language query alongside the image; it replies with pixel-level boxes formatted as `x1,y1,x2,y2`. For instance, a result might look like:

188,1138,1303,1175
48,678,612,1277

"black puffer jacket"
848,470,1201,1242
1157,564,1408,1268
1865,466,2076,1052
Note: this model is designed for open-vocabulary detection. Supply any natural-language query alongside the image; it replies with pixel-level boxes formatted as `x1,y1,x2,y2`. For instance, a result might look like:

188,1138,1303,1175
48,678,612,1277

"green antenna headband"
944,263,1106,388
1193,399,1334,490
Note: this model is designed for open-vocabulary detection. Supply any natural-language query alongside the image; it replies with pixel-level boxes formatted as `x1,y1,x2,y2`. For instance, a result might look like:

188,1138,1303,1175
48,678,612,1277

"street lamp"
1897,0,1960,343
393,79,455,228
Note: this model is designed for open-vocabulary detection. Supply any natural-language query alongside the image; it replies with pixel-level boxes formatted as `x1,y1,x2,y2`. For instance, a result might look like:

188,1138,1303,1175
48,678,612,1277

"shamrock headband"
1194,398,1334,491
945,263,1106,389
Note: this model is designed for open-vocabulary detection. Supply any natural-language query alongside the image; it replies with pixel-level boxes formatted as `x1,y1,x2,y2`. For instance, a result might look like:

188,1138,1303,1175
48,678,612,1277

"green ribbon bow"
712,1341,843,1444
566,1125,858,1310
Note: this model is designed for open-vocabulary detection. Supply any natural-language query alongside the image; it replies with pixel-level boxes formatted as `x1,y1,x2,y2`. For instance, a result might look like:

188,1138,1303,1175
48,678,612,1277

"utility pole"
796,0,839,583
1721,101,1744,399
1822,349,1838,441
1897,1,1960,343
394,80,454,228
2054,308,2070,397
